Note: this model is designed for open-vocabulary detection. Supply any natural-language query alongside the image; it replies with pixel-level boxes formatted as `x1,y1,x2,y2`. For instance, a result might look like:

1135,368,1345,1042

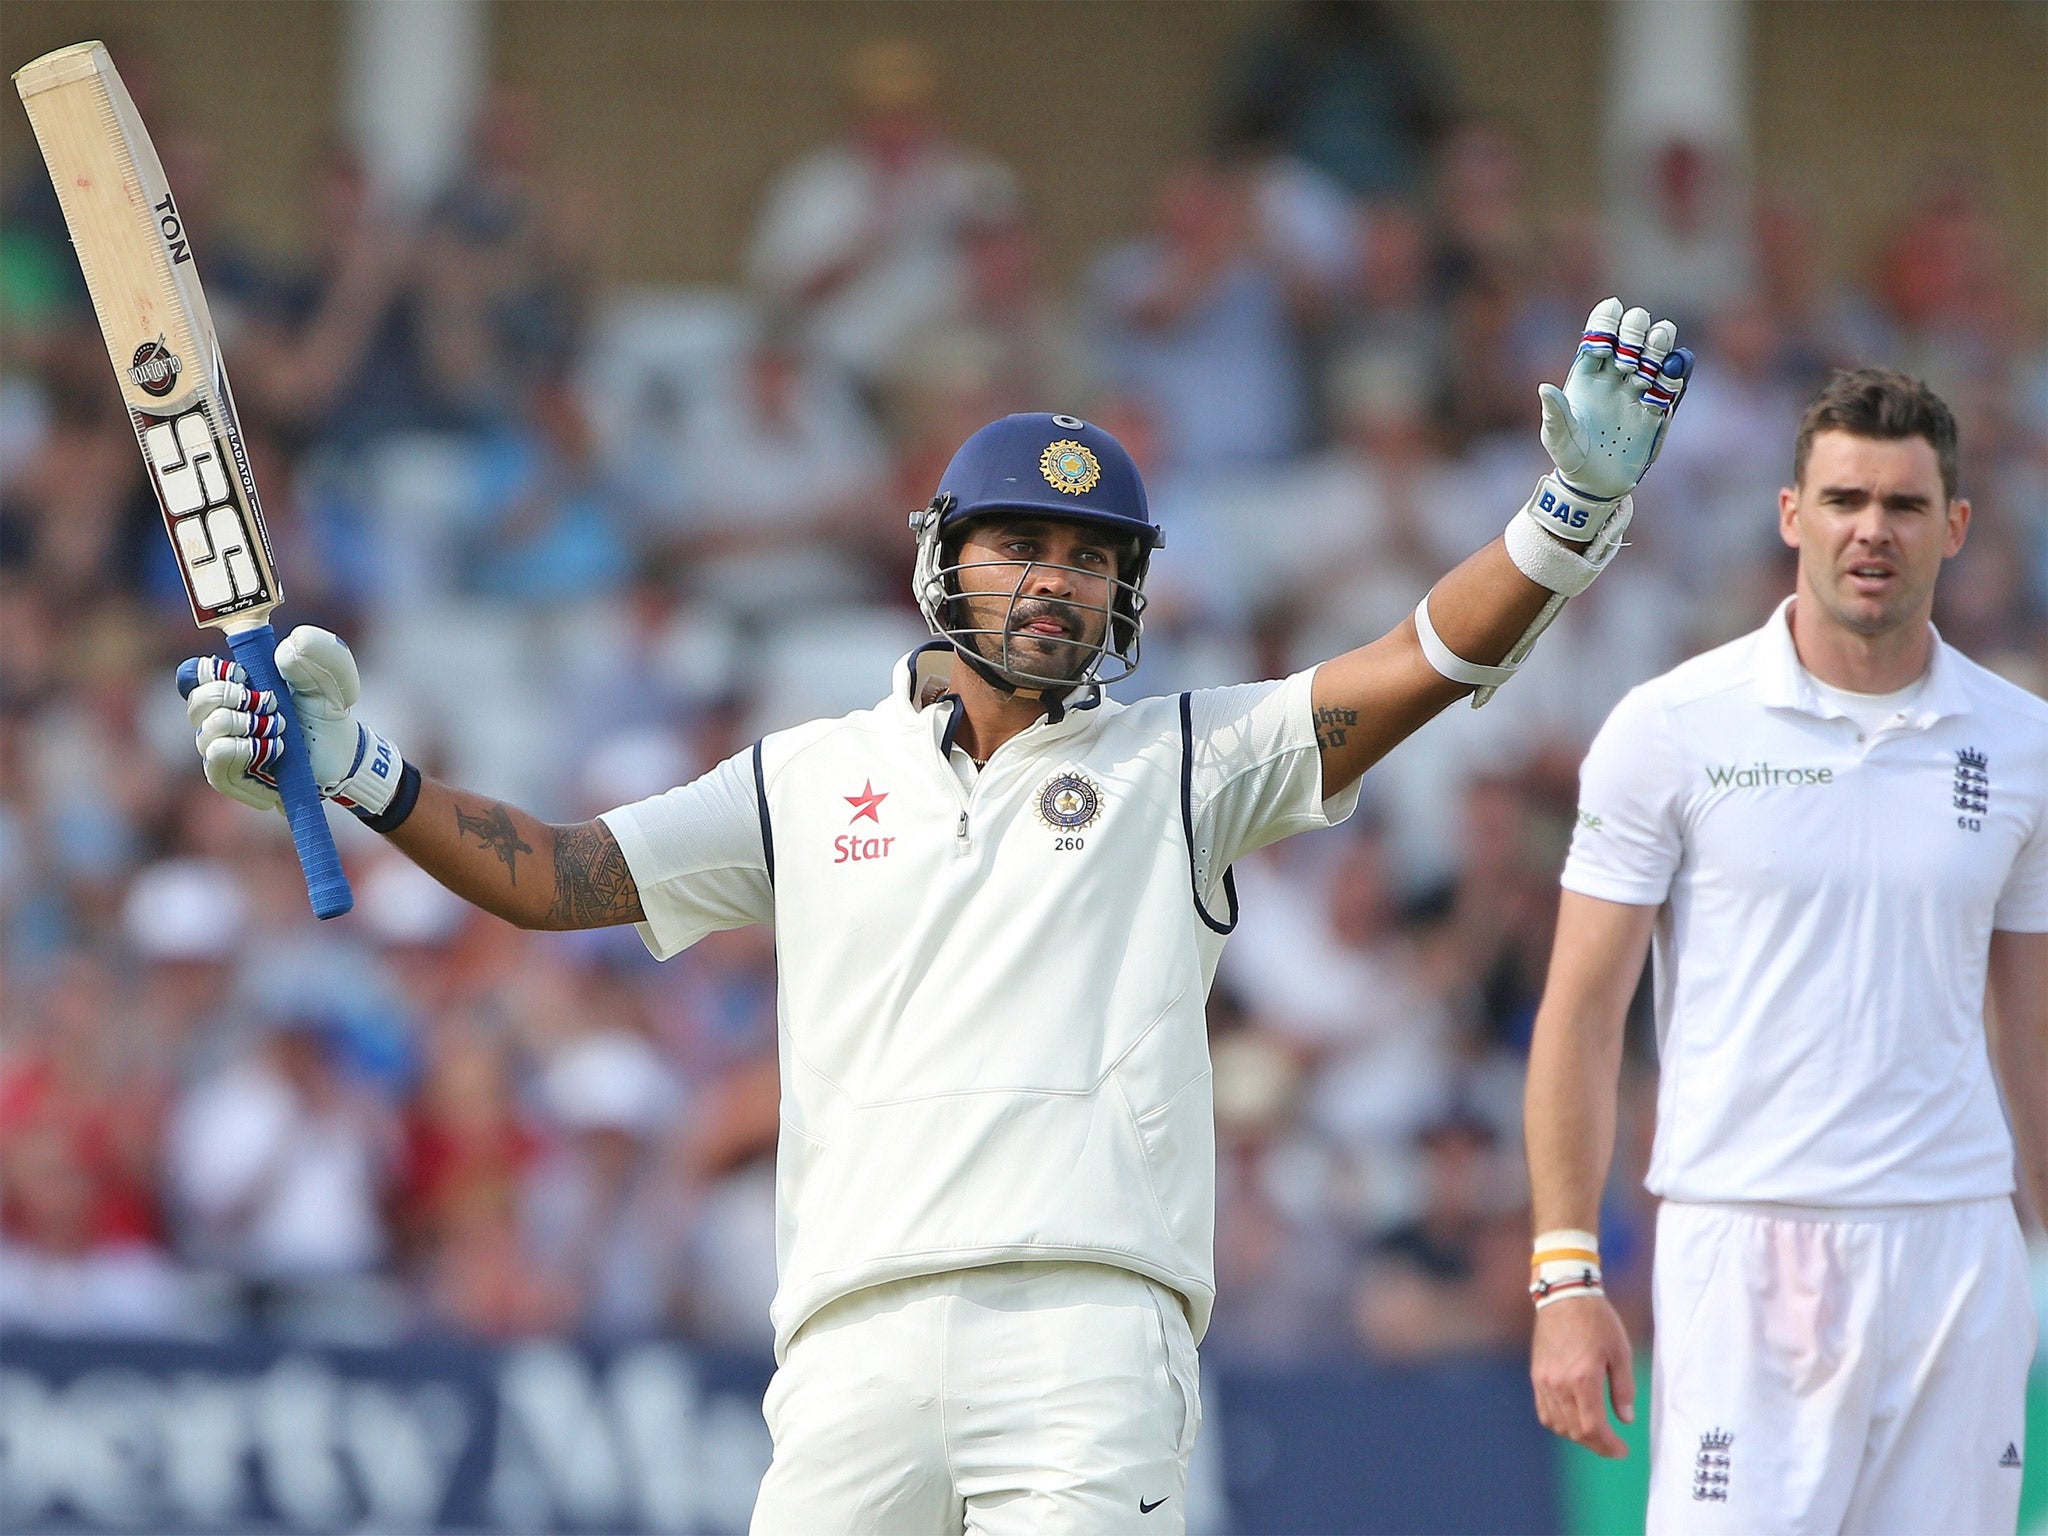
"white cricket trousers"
1648,1197,2034,1536
749,1261,1201,1535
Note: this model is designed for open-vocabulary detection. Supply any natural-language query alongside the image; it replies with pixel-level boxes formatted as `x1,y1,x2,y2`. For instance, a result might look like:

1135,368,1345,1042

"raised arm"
181,628,644,931
1524,890,1658,1459
1312,300,1693,797
1987,928,2048,1225
1309,538,1551,785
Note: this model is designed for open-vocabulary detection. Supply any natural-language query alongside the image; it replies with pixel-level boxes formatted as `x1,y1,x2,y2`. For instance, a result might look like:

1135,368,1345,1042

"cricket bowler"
1524,368,2048,1534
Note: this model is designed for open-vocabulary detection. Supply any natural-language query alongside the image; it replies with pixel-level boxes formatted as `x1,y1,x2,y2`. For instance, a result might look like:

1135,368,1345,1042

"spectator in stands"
164,1009,399,1335
0,952,177,1335
1220,0,1450,200
396,1021,535,1259
1226,830,1459,1233
1752,189,1872,380
1330,200,1444,384
0,1120,187,1335
234,149,432,446
1355,1098,1530,1360
658,324,893,624
674,1040,782,1348
1441,775,1565,1056
1871,162,2017,399
745,40,1017,397
1608,137,1753,334
1091,160,1312,473
892,195,1099,425
524,1013,685,1339
354,851,474,1025
121,856,250,1074
1206,1022,1357,1364
0,333,151,610
1429,120,1538,308
401,1016,578,1338
1635,301,1810,623
1239,344,1457,669
457,373,634,608
418,86,591,431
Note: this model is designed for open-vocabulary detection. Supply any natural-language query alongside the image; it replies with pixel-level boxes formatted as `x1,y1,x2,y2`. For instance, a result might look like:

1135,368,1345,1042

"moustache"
1006,601,1084,639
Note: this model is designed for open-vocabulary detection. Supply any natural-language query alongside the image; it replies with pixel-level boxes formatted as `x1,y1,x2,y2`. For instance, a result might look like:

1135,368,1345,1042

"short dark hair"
1793,367,1960,500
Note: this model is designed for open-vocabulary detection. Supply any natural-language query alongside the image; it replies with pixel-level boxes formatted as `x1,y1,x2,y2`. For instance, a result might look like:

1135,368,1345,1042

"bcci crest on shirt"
1037,770,1104,831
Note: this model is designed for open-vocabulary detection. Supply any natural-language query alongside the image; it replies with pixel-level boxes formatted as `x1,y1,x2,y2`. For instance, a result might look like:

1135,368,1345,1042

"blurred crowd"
3,7,2044,1364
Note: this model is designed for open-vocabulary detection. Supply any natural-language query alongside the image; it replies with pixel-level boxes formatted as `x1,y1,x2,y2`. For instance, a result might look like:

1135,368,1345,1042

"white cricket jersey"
601,645,1359,1357
1563,599,2048,1207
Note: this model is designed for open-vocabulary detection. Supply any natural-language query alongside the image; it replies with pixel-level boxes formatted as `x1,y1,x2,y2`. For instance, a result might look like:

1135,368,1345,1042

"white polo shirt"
601,645,1359,1357
1563,599,2048,1207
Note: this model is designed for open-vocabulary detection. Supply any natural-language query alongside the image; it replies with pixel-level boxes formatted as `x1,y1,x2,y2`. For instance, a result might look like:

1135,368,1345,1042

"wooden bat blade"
15,39,282,630
15,40,351,920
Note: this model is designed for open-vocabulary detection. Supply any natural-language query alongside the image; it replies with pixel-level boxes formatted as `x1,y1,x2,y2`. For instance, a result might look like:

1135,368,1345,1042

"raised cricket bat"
15,41,351,918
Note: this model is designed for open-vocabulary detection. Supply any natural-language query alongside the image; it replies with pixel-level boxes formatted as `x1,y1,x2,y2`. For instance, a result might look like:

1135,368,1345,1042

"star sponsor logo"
835,780,893,863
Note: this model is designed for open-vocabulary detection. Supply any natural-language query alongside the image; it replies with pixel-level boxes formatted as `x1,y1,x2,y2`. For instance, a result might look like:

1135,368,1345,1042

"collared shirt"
601,647,1359,1356
1562,599,2048,1206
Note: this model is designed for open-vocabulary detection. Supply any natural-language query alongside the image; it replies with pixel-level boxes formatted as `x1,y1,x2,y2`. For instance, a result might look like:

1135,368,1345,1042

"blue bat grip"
227,624,353,919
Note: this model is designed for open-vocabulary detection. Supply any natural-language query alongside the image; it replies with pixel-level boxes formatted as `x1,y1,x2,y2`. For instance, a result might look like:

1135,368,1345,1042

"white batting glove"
1506,298,1692,598
179,627,407,819
1436,301,1695,710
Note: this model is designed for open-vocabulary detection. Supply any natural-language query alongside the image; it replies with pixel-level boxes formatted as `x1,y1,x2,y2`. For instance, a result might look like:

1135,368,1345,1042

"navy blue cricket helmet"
909,413,1164,689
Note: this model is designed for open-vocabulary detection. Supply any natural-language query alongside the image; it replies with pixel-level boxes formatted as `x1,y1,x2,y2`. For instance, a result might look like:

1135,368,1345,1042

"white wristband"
1508,479,1633,597
1533,1281,1606,1311
1530,1227,1604,1309
1414,591,1517,688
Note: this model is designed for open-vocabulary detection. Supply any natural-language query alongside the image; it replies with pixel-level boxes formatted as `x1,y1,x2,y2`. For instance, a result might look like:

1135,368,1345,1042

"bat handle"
227,623,354,919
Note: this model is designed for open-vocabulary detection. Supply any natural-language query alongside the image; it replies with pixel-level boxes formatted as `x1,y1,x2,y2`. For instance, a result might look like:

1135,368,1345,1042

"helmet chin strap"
949,634,1083,706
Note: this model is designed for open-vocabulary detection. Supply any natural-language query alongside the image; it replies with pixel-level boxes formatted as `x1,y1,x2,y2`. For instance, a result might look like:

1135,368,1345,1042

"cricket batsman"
184,302,1690,1532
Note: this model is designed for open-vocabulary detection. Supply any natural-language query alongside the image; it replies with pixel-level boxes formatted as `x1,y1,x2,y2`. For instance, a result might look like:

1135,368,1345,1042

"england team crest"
1036,770,1104,831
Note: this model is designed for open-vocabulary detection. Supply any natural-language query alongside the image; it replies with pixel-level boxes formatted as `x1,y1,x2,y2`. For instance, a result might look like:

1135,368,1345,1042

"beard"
960,596,1107,683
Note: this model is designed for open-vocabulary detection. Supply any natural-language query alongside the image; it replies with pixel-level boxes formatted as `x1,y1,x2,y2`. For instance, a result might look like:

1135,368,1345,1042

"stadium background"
1,1,2043,1530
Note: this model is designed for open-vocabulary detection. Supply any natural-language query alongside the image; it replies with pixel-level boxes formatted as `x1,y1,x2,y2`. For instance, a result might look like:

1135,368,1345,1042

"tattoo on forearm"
547,821,643,928
1314,704,1359,751
455,803,534,882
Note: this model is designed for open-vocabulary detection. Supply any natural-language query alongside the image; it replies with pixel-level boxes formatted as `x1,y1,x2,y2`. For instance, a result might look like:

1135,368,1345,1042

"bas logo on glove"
1536,486,1593,533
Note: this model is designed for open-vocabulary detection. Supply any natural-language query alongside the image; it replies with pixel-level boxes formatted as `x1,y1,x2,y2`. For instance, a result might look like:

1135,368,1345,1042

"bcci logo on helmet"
1039,440,1101,495
1036,770,1103,831
128,336,182,397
